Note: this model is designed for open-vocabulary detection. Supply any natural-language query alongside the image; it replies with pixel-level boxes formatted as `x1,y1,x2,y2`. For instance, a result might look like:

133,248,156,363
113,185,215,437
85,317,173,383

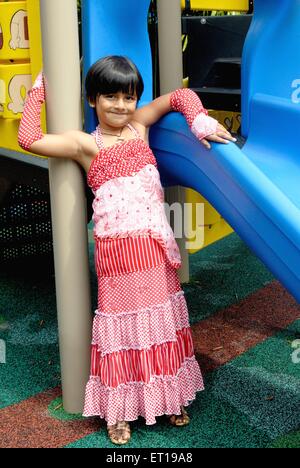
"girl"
18,55,235,445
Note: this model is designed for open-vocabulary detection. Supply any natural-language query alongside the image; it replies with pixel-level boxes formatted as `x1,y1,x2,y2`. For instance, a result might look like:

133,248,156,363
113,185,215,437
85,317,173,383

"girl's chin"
109,118,130,126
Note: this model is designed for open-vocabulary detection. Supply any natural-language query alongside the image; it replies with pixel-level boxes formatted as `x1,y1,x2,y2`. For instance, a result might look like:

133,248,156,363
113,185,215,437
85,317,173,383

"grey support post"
157,0,189,283
39,0,92,413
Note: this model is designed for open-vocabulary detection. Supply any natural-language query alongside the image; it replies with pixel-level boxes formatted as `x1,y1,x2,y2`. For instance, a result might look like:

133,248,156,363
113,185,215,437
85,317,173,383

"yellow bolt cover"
0,1,30,61
181,0,249,11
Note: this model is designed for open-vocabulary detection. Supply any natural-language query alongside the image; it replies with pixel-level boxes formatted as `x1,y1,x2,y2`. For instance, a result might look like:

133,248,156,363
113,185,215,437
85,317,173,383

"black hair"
85,55,144,104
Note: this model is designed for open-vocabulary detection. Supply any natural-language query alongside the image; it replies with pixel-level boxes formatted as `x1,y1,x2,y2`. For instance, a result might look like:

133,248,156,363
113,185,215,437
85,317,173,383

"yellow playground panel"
186,189,234,253
0,0,44,155
181,0,249,11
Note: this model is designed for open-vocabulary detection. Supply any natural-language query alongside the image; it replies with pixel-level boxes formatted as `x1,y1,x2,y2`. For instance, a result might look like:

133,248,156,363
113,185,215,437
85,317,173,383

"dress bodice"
87,137,157,191
88,129,181,269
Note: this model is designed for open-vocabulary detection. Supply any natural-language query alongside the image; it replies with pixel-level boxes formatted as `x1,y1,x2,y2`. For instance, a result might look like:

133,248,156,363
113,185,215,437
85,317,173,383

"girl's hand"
29,71,46,103
31,71,44,91
201,124,237,150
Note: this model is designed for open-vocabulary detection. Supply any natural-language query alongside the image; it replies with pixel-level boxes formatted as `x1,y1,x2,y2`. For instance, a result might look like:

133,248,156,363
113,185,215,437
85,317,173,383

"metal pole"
39,0,92,413
157,0,189,283
157,0,183,93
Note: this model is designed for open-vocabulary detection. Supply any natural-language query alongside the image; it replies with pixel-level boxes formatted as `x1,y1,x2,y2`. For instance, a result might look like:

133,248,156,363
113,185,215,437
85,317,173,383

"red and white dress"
83,123,204,425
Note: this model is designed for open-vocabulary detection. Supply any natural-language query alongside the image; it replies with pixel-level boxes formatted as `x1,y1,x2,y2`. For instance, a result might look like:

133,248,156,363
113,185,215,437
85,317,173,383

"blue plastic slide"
82,0,300,303
82,0,153,133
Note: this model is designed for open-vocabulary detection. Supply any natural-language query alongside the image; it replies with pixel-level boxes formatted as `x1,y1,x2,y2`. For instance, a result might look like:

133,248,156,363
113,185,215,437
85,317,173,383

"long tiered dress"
83,124,204,425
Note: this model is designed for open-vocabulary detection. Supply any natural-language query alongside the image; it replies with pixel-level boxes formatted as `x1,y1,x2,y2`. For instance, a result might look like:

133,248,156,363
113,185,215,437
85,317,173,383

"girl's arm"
133,88,236,149
133,93,172,128
18,72,95,162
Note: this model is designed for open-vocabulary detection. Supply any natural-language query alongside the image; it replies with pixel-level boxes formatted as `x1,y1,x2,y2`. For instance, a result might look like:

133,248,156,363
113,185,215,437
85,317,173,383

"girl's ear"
89,94,100,108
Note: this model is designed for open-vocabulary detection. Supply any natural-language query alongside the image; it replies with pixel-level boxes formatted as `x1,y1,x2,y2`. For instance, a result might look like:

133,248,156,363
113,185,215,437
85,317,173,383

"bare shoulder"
64,130,94,146
66,130,99,172
68,130,98,154
130,120,148,141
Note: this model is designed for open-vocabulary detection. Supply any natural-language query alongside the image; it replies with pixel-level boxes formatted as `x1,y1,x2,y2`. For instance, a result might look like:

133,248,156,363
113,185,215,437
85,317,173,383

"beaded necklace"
94,123,139,149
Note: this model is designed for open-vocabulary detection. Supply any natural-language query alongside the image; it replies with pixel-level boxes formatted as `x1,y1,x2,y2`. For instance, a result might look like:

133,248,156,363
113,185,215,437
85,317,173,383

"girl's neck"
99,123,125,134
95,123,131,149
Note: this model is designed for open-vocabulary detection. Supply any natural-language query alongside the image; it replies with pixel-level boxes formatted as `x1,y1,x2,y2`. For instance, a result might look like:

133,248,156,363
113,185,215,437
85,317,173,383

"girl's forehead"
99,90,137,97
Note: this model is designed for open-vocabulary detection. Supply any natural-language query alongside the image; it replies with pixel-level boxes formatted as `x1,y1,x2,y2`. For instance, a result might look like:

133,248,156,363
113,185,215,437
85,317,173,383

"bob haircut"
85,55,144,104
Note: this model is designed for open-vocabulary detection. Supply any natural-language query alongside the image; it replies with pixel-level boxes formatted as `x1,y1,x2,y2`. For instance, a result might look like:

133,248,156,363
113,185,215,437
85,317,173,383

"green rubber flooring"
0,232,299,448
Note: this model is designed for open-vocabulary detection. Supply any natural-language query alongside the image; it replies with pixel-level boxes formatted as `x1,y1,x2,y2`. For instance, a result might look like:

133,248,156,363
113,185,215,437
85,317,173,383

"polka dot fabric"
97,261,182,314
93,292,190,356
83,119,204,425
170,88,208,127
87,138,157,191
91,163,182,268
170,88,218,140
18,75,45,151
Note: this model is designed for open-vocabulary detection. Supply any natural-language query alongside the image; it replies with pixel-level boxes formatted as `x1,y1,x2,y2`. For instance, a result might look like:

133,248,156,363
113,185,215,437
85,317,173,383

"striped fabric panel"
95,235,165,277
90,327,194,388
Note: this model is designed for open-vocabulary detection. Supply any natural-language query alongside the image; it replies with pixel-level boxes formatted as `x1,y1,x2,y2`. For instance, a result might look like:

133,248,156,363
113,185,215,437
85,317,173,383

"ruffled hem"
92,291,190,356
83,357,204,425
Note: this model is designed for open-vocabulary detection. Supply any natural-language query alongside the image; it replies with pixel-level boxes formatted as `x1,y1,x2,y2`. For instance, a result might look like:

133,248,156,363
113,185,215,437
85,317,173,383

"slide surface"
149,108,300,303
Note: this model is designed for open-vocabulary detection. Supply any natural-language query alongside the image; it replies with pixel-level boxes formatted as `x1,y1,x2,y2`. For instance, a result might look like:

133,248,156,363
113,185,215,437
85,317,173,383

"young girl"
18,55,235,445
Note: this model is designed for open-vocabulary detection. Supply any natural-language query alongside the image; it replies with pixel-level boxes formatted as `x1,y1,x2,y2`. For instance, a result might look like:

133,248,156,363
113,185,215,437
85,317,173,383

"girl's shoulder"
65,129,97,148
71,130,100,173
129,120,148,142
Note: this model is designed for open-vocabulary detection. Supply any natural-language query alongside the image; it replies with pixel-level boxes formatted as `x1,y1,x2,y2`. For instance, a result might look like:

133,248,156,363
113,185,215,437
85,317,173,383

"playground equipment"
155,0,189,280
150,0,300,305
180,0,249,10
39,0,92,414
0,0,44,154
0,0,52,264
181,6,251,253
84,0,300,309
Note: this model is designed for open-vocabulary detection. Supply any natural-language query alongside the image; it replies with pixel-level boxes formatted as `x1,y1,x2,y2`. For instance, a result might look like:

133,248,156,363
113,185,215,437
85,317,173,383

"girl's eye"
126,96,136,101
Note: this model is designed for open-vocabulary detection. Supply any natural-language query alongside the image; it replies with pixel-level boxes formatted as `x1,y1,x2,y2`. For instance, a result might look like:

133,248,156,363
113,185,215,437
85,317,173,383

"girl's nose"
115,98,126,109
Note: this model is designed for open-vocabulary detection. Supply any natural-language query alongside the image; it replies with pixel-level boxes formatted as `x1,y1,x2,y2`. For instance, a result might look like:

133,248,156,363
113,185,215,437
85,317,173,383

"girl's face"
95,91,138,129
